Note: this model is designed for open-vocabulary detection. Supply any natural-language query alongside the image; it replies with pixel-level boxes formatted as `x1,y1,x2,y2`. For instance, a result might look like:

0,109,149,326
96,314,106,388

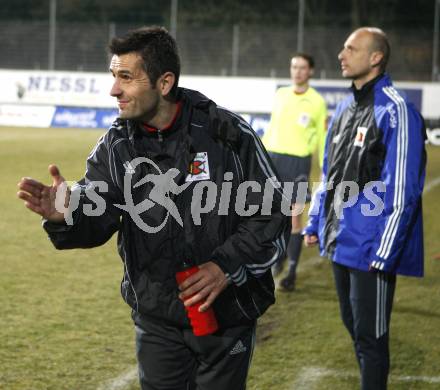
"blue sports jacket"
304,74,426,277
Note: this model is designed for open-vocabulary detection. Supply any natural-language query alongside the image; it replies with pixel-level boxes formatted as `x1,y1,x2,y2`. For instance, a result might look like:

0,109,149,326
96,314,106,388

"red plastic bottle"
176,260,219,336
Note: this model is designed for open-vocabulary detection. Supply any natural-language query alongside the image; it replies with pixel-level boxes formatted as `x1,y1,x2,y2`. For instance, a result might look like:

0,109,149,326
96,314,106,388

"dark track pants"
332,262,396,390
132,312,256,390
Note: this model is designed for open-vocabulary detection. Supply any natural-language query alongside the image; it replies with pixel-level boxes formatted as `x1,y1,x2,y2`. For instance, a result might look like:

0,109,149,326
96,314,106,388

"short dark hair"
291,53,315,68
109,26,180,97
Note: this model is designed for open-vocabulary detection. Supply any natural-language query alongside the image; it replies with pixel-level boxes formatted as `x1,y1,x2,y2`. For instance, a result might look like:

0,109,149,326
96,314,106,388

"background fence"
0,20,435,81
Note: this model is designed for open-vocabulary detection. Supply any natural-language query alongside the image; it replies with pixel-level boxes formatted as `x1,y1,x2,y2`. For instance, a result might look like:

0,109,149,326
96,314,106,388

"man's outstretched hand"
17,164,69,223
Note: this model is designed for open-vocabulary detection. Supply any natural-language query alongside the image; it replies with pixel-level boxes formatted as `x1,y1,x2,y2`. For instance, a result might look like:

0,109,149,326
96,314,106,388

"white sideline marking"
96,367,138,390
291,366,329,389
424,176,440,193
292,366,440,390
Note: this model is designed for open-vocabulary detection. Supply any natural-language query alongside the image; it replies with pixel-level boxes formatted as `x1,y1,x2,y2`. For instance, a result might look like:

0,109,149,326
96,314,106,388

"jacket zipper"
326,102,359,257
341,102,359,167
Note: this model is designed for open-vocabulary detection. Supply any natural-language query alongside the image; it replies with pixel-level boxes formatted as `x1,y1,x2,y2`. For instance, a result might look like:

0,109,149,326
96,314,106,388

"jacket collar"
351,73,386,102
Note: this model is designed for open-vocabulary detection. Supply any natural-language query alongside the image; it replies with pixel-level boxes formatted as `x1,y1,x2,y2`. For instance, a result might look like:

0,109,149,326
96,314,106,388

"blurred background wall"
0,0,438,81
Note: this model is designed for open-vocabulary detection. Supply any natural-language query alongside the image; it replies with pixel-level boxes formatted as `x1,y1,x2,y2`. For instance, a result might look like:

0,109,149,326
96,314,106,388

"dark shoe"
279,274,296,291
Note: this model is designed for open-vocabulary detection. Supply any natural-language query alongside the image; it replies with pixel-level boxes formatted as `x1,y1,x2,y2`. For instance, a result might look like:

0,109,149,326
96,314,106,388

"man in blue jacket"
304,27,426,390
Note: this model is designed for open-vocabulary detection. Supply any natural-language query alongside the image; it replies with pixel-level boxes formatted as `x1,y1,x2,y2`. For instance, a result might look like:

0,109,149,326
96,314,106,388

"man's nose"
110,79,122,97
338,50,344,61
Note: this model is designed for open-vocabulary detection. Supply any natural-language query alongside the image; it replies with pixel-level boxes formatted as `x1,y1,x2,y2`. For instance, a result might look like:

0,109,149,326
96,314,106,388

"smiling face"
109,52,161,122
338,29,383,88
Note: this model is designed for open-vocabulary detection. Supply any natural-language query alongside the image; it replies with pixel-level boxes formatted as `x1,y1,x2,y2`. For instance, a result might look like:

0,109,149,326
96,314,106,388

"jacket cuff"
42,206,81,234
42,219,71,233
369,259,387,271
211,252,247,287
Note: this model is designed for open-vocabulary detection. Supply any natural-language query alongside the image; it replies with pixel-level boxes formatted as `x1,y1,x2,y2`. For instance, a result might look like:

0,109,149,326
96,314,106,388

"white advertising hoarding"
0,69,115,108
0,104,55,127
0,69,439,119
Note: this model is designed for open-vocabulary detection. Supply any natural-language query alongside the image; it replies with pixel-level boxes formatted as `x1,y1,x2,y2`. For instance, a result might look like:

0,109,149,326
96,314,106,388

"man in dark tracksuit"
17,27,290,389
304,28,426,390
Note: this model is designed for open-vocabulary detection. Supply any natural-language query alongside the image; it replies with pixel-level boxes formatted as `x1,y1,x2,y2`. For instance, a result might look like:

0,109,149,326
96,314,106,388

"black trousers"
332,262,396,390
132,312,256,390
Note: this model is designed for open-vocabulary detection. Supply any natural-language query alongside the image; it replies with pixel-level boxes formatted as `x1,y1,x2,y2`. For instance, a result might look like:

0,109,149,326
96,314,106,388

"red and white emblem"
354,126,368,147
186,152,210,182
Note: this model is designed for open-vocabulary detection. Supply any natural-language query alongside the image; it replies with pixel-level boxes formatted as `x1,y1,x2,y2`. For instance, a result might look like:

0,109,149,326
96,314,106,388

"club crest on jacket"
186,152,210,182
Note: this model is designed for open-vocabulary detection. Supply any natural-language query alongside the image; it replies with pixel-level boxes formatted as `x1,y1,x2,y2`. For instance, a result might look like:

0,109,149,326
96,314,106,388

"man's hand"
304,234,318,247
17,164,69,223
178,261,229,312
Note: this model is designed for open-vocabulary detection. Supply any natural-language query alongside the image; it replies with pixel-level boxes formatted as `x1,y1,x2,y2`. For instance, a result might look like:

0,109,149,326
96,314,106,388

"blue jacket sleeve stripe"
376,86,409,259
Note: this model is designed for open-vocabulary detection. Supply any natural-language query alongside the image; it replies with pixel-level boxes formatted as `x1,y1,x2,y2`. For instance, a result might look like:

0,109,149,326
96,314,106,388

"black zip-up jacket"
44,88,290,328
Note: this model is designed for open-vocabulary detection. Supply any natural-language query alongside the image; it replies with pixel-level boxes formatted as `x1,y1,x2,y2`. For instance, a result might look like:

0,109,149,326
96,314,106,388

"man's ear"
158,72,176,96
371,51,384,68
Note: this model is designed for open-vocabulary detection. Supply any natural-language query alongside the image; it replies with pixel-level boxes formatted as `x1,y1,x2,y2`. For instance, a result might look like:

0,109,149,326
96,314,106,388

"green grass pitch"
1,126,439,389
